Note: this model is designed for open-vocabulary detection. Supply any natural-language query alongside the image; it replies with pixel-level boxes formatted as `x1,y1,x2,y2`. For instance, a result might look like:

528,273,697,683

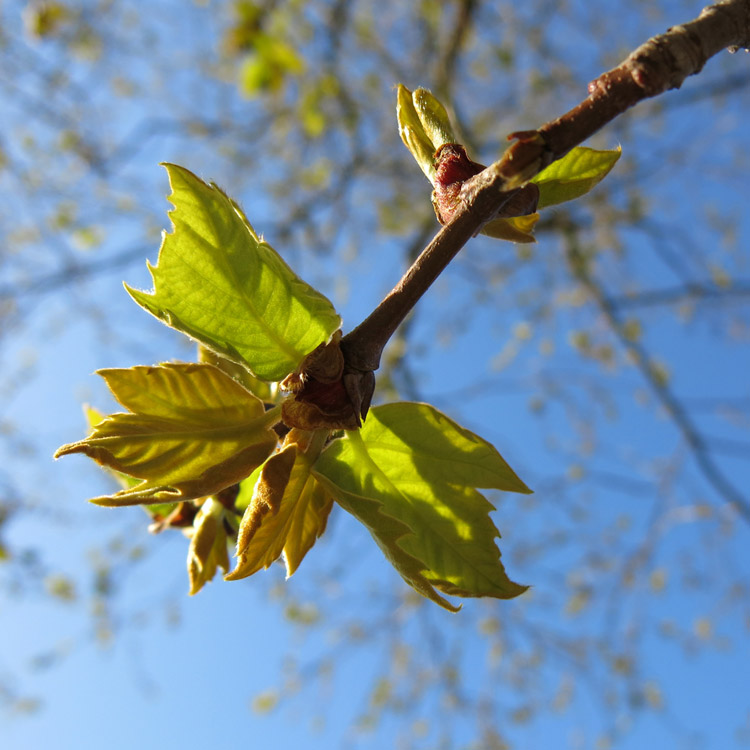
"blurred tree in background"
1,1,749,747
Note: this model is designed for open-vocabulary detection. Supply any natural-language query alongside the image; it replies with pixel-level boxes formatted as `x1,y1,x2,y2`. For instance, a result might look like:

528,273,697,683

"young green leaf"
55,363,279,506
126,164,342,382
226,434,334,581
315,460,461,612
198,345,279,404
187,497,231,595
84,405,179,521
481,213,540,243
412,87,457,153
313,403,531,610
397,84,437,183
531,146,621,208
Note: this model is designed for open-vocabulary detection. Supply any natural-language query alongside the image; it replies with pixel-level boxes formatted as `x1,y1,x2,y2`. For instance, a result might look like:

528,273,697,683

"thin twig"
341,0,750,411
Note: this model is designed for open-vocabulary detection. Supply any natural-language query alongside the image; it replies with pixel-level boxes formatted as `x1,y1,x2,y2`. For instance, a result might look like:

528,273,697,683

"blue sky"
2,1,750,748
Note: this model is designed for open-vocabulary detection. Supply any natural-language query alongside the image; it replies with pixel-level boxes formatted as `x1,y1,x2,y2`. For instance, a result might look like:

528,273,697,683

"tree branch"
340,0,750,418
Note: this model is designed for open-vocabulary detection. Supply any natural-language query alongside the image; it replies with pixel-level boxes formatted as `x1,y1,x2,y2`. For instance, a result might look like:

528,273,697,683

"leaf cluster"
56,87,620,609
398,85,620,242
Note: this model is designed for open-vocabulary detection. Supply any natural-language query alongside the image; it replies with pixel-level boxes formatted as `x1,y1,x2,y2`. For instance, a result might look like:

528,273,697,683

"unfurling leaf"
398,88,541,244
126,163,341,382
313,403,531,611
398,86,619,246
411,88,457,154
187,498,231,595
397,85,459,185
227,431,333,581
531,146,621,208
397,85,438,183
55,363,278,506
235,444,298,553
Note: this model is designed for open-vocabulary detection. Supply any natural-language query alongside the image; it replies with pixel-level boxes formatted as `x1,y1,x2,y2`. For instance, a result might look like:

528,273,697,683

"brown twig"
340,0,750,418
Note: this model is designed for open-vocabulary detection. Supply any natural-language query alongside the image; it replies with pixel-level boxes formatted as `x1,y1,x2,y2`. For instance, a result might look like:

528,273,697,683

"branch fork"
290,0,750,428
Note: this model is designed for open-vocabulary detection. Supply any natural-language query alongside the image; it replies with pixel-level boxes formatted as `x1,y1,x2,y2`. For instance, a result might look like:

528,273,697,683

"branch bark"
340,0,750,415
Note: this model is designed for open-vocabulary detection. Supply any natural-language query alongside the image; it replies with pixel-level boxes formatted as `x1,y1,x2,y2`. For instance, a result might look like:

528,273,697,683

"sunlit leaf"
531,146,621,208
84,405,178,520
318,460,458,611
55,363,279,506
234,464,263,514
198,345,278,403
226,433,334,581
397,85,437,183
313,403,531,610
482,213,540,243
412,87,457,152
187,498,231,595
397,85,461,185
126,164,341,382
